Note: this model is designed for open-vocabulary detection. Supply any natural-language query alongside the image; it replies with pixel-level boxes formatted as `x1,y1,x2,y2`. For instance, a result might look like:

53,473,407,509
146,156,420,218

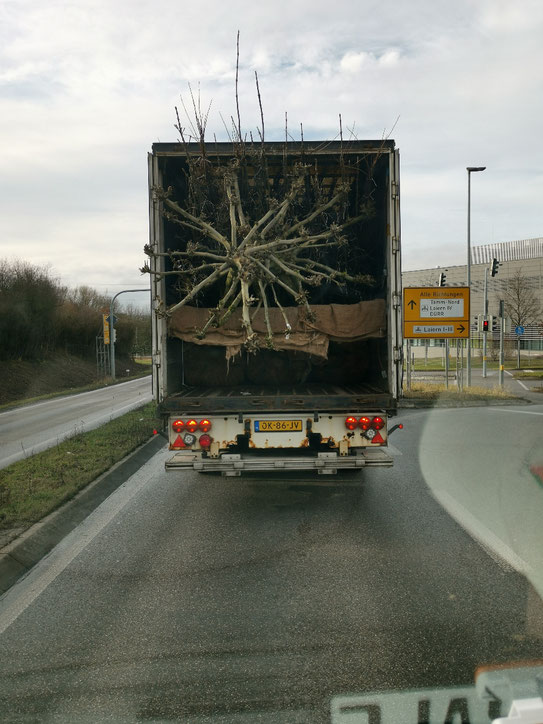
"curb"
399,397,531,409
0,434,166,595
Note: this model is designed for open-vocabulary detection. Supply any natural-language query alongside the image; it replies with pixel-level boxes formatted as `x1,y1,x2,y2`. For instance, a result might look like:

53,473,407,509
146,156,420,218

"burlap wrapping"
168,299,386,359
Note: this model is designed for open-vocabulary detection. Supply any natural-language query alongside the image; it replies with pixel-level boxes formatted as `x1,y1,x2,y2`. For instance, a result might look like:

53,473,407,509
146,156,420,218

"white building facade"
402,238,543,351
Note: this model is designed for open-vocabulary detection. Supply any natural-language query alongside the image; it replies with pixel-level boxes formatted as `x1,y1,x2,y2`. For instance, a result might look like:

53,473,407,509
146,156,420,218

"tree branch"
162,197,230,251
167,263,229,315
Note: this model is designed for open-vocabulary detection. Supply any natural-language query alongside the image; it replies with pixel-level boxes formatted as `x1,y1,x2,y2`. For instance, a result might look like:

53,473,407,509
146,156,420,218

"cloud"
0,0,542,293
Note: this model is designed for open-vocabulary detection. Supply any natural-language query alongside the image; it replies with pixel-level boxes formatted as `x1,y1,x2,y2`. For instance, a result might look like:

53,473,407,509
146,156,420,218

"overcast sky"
2,0,542,306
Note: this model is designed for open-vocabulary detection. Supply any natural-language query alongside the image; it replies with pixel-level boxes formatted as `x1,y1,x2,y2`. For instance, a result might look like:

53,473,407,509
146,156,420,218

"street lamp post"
466,165,486,386
110,288,151,380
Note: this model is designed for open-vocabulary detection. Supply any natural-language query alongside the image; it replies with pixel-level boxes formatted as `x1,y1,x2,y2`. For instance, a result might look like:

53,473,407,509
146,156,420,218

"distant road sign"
106,314,118,326
403,287,470,339
102,314,110,345
515,325,525,335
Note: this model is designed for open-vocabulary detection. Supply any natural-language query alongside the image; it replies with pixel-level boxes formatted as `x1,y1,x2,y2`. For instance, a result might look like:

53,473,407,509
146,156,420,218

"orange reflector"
171,435,186,449
371,431,385,444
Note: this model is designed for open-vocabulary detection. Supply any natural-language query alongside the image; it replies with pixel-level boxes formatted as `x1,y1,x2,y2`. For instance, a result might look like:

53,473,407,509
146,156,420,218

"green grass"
403,382,520,401
0,402,161,532
412,357,543,372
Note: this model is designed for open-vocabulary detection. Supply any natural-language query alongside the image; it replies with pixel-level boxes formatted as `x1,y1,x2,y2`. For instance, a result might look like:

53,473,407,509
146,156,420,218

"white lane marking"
504,369,530,390
491,408,543,416
0,446,168,635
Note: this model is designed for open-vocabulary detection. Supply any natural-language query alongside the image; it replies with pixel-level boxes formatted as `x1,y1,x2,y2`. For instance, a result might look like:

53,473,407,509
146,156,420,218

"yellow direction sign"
103,314,110,345
403,287,470,339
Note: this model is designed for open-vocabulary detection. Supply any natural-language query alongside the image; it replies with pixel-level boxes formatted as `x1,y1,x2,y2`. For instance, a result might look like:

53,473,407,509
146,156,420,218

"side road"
0,376,152,470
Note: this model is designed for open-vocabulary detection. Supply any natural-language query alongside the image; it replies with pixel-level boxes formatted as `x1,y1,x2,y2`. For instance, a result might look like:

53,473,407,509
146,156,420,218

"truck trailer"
148,139,402,476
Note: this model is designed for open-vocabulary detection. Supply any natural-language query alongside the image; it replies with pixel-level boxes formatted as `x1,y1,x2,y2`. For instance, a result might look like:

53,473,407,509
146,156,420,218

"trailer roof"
151,139,395,155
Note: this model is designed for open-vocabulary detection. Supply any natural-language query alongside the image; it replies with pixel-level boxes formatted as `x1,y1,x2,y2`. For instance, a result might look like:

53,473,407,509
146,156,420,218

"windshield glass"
1,2,543,723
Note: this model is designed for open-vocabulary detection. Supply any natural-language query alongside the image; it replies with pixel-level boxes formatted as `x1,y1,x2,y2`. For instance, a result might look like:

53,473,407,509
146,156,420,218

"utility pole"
110,289,151,380
466,166,486,387
482,266,488,378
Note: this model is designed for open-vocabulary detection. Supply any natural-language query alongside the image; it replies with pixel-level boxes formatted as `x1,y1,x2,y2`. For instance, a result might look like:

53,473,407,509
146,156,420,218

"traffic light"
492,316,499,332
490,258,500,277
482,319,489,332
438,272,446,286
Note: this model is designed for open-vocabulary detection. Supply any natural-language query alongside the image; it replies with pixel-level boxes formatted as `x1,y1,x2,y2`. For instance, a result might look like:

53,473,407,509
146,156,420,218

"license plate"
254,420,303,432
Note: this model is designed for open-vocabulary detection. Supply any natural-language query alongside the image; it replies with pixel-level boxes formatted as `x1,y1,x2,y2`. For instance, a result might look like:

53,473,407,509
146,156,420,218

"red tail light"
199,419,212,432
186,419,198,433
199,434,212,449
172,419,185,433
345,416,358,430
359,416,371,431
371,416,385,430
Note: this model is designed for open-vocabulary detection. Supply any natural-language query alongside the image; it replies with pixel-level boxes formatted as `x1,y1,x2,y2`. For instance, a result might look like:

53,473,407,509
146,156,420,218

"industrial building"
402,237,543,352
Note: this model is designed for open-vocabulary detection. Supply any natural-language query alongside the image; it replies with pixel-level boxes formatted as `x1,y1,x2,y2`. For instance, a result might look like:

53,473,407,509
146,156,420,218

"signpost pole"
445,340,449,389
499,300,505,387
406,339,412,391
482,267,488,378
466,166,486,386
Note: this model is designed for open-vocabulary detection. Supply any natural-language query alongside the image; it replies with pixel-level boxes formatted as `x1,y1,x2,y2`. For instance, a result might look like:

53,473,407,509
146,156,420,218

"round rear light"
371,416,385,430
186,419,198,433
172,419,185,433
199,434,212,449
345,416,358,430
359,416,371,431
199,419,212,432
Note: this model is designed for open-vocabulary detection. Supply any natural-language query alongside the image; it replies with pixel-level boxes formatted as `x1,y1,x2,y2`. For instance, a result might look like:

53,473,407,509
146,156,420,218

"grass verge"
412,357,543,372
512,370,543,379
402,382,520,401
0,402,161,533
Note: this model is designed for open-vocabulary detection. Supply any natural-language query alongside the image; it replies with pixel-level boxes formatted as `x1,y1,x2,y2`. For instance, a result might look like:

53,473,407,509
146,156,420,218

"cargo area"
149,140,401,418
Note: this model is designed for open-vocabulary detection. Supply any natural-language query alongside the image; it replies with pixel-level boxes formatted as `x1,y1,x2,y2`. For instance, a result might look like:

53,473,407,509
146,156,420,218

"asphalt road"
0,377,153,469
0,406,542,722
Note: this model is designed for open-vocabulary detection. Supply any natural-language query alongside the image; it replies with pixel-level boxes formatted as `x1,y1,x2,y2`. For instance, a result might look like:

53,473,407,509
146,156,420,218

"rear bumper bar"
165,450,393,476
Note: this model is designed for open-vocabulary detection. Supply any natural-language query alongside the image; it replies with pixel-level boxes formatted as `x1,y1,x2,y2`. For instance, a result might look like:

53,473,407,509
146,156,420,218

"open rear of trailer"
148,140,402,475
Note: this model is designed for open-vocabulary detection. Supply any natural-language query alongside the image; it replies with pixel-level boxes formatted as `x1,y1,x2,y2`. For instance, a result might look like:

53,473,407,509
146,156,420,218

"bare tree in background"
502,267,542,366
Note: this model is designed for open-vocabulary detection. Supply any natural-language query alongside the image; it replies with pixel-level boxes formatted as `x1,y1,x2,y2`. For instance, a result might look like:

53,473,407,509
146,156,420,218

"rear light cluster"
171,419,213,449
172,419,212,433
345,416,385,431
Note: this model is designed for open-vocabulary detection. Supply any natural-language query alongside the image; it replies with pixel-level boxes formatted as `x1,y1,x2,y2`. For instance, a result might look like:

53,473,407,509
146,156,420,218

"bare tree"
501,267,542,366
503,268,541,327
